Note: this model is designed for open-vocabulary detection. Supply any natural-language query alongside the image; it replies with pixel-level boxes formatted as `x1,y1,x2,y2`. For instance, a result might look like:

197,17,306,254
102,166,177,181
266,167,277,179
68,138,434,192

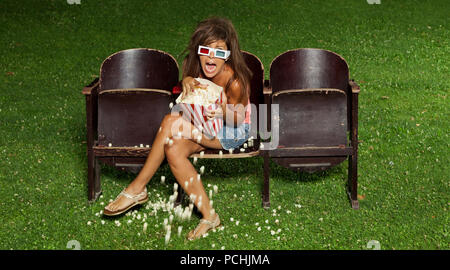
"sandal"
187,213,221,240
103,188,148,216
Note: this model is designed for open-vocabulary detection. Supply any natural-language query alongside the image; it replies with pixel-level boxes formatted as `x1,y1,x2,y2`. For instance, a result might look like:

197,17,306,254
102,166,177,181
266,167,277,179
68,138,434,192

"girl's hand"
205,105,223,120
181,77,208,99
204,90,227,121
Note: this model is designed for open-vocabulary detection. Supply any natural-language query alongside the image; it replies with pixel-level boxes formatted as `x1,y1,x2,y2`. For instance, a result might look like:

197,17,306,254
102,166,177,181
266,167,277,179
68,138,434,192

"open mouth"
205,62,217,74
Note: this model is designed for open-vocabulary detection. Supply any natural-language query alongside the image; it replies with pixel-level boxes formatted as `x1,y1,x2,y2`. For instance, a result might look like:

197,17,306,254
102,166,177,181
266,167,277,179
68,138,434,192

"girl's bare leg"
105,113,222,215
165,138,212,214
105,113,184,211
165,134,222,238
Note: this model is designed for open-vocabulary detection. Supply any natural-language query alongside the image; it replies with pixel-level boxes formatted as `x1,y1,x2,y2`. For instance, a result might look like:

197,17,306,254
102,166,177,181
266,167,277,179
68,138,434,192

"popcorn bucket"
175,78,224,139
178,96,223,139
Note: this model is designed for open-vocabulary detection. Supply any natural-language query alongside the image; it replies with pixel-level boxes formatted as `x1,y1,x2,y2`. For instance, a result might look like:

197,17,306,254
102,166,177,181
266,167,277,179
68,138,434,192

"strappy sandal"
103,188,148,216
187,213,221,240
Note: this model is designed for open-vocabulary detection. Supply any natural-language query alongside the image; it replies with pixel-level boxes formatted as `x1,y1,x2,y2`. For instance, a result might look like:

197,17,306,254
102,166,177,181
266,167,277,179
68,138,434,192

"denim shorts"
217,123,250,150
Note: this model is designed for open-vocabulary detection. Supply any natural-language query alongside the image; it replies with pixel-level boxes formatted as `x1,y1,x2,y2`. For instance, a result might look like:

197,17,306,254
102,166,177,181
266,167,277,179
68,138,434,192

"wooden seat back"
270,48,349,92
99,48,179,92
242,51,265,109
269,48,350,171
97,49,179,147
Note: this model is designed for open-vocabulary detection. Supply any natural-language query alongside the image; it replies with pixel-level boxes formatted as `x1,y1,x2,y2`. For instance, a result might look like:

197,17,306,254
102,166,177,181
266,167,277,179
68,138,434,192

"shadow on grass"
268,158,348,184
99,156,265,181
96,155,349,188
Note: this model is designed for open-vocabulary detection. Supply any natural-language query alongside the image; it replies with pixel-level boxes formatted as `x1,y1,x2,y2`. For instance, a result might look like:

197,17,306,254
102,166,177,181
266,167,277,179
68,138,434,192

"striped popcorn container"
178,94,223,139
175,78,225,139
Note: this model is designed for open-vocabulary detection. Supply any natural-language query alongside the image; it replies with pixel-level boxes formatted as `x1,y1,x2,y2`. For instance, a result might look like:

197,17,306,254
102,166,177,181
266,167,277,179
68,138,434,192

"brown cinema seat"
263,48,360,209
82,48,179,201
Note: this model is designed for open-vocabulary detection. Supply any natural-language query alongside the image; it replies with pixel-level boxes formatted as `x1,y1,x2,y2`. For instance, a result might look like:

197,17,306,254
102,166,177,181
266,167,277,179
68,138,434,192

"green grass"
0,0,448,250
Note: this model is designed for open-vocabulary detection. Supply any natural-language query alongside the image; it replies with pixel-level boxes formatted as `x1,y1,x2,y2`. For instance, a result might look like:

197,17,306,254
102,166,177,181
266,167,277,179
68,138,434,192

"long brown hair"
182,17,252,101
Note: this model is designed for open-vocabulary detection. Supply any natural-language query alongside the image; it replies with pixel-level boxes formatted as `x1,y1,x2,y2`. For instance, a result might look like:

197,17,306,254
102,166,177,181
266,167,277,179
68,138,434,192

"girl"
104,17,252,240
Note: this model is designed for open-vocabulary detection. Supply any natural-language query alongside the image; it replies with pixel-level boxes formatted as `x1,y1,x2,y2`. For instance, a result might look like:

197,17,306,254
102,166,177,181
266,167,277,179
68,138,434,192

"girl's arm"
221,80,248,127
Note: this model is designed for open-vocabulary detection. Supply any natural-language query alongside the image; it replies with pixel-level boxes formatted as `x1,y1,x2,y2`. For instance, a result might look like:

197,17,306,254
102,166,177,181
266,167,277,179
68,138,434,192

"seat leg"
347,154,359,209
262,152,270,209
88,151,102,202
94,158,101,198
174,185,184,208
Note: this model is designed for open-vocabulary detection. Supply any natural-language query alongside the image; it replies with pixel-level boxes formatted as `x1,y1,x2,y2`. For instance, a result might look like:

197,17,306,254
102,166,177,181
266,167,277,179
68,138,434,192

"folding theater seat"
263,48,360,209
82,48,179,201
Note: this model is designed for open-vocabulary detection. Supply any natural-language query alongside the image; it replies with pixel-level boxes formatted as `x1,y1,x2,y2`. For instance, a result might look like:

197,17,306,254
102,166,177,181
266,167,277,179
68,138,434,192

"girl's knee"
164,142,175,160
161,113,177,126
164,139,185,162
161,113,181,133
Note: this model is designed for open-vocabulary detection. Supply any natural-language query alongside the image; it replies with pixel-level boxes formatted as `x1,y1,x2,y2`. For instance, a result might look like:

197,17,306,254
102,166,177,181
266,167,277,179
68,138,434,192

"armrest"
349,80,360,94
83,77,100,150
263,79,272,95
261,79,273,141
263,79,272,105
348,80,359,148
82,77,100,96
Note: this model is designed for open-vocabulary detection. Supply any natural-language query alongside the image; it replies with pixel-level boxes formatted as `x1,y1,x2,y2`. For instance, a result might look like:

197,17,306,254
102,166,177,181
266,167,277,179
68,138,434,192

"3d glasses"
197,45,231,60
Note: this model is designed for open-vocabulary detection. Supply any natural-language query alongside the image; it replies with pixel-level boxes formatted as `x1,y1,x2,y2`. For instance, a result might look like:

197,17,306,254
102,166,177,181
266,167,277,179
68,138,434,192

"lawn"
0,0,448,250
